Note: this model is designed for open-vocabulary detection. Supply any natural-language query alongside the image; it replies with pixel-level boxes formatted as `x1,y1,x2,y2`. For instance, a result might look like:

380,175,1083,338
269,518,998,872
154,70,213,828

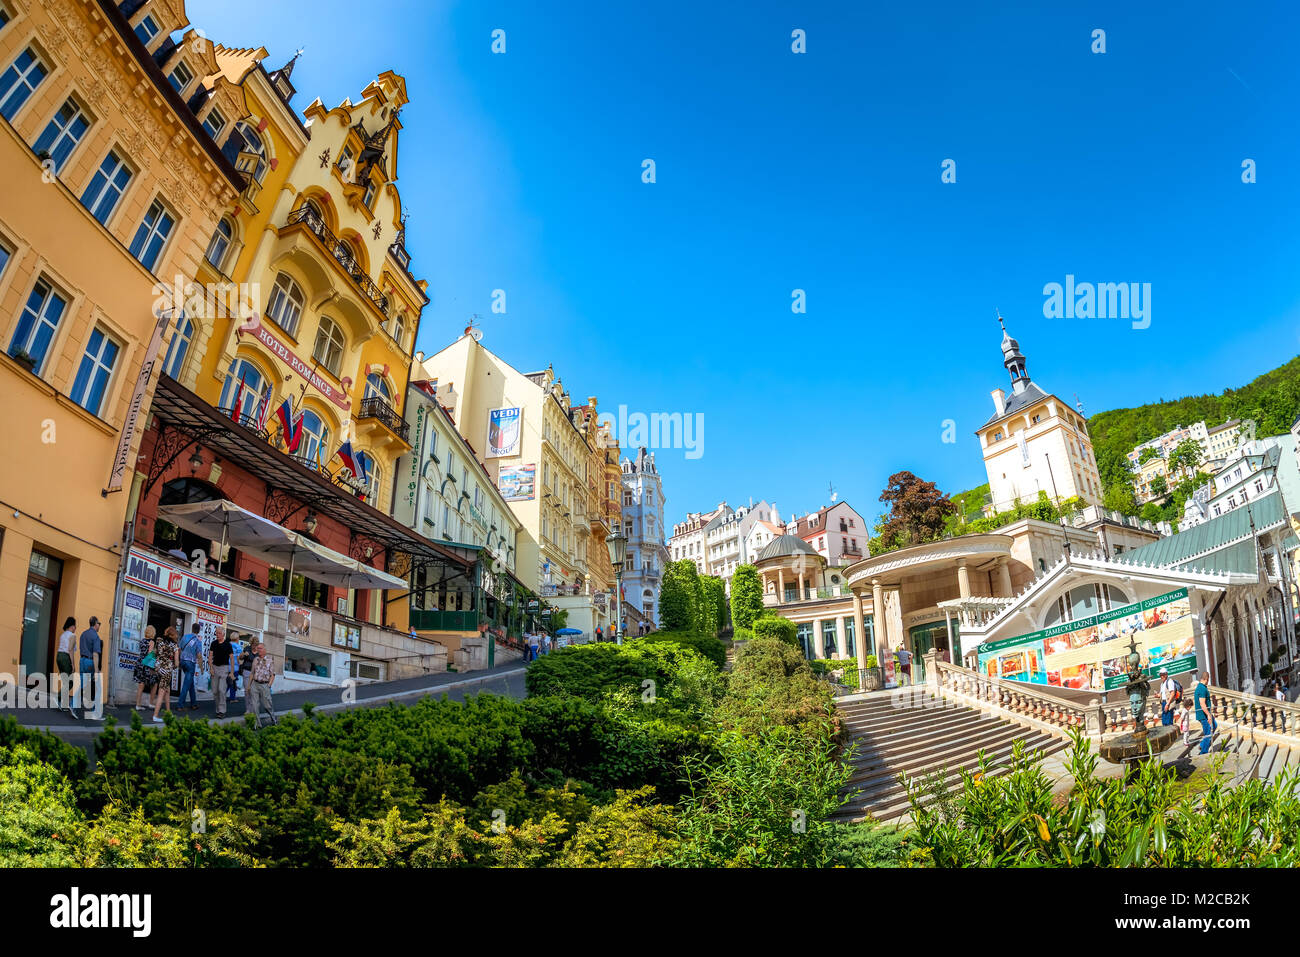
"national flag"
353,449,370,488
275,399,303,453
229,379,245,421
253,385,273,430
335,440,358,475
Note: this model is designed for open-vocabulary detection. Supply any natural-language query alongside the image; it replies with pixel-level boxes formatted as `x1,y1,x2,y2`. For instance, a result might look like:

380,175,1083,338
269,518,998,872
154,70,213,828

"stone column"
835,616,847,659
872,579,888,652
777,567,786,601
813,618,826,658
798,570,807,601
1226,615,1239,691
957,560,972,600
852,590,869,664
996,557,1013,598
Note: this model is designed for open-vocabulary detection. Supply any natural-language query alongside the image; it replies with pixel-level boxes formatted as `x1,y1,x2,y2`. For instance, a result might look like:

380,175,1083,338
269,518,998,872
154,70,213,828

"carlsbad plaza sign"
125,547,232,615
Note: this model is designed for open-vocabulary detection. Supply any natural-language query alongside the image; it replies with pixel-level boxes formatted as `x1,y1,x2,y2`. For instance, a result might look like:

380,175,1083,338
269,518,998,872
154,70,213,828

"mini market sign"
125,547,232,615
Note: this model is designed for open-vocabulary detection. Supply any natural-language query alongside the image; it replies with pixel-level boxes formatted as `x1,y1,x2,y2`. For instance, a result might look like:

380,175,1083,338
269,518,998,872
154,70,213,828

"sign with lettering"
125,547,232,614
248,317,352,411
107,310,170,492
486,406,522,458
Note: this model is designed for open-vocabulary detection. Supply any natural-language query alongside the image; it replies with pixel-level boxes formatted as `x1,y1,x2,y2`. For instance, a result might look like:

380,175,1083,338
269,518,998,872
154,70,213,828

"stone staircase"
832,691,1071,824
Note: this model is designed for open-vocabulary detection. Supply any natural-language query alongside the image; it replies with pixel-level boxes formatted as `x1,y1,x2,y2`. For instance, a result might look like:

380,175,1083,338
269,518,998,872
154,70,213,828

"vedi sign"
125,547,232,614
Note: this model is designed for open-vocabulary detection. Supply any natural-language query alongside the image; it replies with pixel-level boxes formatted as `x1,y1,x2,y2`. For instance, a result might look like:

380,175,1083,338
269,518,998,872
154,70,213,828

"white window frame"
69,325,121,417
33,97,92,174
167,59,194,96
312,316,345,376
266,272,305,337
129,198,176,272
0,46,48,121
82,149,133,224
9,275,68,374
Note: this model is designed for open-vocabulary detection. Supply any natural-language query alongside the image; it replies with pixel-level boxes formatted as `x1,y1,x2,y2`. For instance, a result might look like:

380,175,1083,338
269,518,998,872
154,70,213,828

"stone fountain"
1098,637,1179,769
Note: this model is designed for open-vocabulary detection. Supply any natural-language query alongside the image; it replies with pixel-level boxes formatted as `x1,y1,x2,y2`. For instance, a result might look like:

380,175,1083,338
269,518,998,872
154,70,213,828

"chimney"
991,388,1006,418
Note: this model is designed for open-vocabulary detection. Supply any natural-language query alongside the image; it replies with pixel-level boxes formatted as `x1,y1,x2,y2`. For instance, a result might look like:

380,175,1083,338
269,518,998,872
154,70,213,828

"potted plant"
9,348,35,373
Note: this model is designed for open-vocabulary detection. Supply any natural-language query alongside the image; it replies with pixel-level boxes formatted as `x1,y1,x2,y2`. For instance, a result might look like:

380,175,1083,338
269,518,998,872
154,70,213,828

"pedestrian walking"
208,627,233,718
55,616,76,712
245,641,277,728
177,627,202,711
151,626,180,723
133,625,160,711
1158,668,1181,726
1180,699,1194,745
73,616,103,719
1194,671,1216,755
236,638,256,698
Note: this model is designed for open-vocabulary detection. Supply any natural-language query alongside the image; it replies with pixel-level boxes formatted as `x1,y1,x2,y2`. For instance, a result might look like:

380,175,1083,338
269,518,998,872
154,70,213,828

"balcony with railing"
358,395,410,442
285,205,390,317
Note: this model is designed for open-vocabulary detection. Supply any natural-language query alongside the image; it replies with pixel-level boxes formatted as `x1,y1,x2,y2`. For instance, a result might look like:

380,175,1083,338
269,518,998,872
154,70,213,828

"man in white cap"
1158,667,1180,726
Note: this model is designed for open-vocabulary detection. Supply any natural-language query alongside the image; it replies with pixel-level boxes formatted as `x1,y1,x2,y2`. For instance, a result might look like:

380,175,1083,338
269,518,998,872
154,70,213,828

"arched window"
163,315,193,379
364,372,390,402
266,272,305,338
1043,583,1131,628
205,218,234,271
298,410,330,467
312,317,345,376
391,313,405,348
219,358,266,420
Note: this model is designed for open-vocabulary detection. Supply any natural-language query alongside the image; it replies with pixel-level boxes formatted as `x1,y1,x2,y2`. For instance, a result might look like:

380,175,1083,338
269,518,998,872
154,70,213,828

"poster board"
975,588,1195,691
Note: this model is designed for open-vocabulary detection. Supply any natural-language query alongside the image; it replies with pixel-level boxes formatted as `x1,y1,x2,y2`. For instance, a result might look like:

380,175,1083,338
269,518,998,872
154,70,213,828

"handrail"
285,206,390,317
931,655,1300,744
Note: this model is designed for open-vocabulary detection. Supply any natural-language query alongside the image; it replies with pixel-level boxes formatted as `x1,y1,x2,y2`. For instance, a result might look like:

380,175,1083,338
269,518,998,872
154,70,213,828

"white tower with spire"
975,316,1104,514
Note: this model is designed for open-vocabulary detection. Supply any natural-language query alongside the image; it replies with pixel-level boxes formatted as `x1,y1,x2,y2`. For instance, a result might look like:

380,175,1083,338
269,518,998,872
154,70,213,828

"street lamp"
606,529,627,644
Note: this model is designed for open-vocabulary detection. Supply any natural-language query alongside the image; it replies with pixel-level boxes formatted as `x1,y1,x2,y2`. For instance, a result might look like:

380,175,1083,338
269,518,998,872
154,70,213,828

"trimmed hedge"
637,630,726,667
751,615,798,647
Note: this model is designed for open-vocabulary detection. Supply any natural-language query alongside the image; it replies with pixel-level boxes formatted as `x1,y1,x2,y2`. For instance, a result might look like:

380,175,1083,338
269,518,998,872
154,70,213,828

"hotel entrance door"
20,551,63,684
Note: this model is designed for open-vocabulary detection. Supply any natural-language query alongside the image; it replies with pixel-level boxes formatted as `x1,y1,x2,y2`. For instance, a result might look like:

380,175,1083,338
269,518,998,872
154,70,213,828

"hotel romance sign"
975,588,1196,691
246,316,351,411
405,402,426,511
125,547,232,615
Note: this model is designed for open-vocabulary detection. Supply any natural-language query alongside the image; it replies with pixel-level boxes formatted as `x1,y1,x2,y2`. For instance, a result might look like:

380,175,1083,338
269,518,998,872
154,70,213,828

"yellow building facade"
190,70,422,532
0,0,242,677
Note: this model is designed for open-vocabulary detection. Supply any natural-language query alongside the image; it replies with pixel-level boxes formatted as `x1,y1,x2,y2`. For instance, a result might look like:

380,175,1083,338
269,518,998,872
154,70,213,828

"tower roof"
757,534,818,561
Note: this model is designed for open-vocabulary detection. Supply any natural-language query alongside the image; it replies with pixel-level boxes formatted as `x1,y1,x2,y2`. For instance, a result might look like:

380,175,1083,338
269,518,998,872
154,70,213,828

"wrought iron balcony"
285,206,390,317
358,396,410,441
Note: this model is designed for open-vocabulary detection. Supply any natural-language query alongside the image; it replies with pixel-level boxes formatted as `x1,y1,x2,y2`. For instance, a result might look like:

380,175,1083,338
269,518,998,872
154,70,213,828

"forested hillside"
1087,355,1300,495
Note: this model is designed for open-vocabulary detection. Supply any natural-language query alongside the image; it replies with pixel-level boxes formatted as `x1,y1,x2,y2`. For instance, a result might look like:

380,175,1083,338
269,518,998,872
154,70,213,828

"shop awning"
158,500,408,591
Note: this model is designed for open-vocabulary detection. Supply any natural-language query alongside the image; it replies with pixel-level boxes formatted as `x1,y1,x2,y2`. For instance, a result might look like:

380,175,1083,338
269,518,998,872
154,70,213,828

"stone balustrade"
927,651,1300,749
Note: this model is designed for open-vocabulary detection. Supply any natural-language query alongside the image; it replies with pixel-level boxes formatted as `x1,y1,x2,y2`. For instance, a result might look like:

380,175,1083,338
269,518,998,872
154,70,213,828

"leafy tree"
1138,446,1161,465
1167,438,1204,478
659,560,699,630
729,564,764,630
751,614,799,648
875,471,956,550
1103,481,1138,516
1149,475,1168,499
1140,501,1164,524
697,575,726,635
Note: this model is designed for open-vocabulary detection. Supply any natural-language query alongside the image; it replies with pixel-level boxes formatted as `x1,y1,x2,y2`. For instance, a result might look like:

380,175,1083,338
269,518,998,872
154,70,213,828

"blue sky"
188,0,1300,529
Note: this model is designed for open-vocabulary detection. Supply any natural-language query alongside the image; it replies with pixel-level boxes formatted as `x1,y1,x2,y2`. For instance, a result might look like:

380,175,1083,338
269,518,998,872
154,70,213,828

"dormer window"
134,15,160,47
202,106,227,141
167,60,194,96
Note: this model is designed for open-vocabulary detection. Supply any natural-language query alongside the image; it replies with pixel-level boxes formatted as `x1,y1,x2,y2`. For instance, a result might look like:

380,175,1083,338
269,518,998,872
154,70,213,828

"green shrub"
638,630,726,667
524,643,666,701
751,615,798,647
673,720,850,867
0,746,81,866
0,716,87,781
732,626,754,643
